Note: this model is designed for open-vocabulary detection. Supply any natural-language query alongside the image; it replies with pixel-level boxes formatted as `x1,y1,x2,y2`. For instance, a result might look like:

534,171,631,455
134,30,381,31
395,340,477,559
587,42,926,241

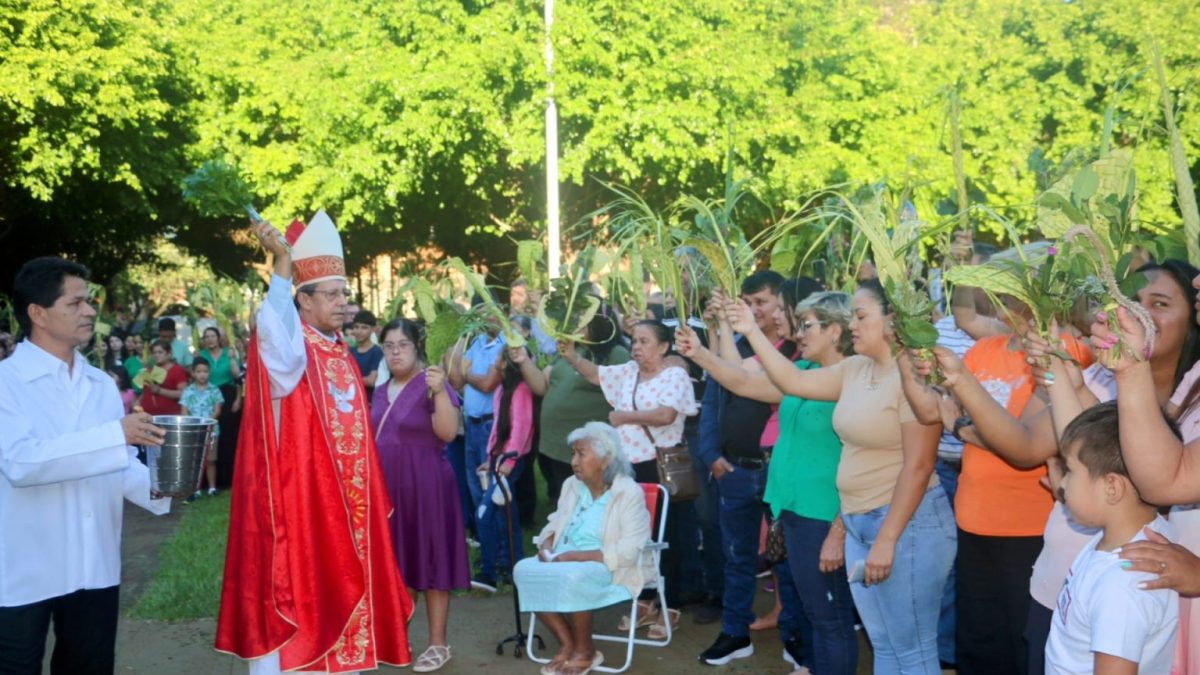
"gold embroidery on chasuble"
332,599,372,668
302,326,376,671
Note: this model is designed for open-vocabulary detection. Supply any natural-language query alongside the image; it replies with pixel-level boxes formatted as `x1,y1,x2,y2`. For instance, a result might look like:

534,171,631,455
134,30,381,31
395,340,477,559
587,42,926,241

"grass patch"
130,461,558,616
130,492,230,621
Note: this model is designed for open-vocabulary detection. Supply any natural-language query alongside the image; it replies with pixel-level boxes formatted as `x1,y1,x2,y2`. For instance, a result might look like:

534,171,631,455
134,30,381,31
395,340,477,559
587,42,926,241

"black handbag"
764,518,787,564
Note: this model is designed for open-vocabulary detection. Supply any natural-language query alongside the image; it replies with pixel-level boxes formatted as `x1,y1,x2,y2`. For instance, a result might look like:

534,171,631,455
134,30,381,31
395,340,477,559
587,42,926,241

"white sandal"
617,600,658,631
412,644,452,673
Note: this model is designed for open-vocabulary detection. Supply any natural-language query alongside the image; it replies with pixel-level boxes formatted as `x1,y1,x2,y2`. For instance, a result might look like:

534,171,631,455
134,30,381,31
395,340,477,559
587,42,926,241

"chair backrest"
638,482,669,545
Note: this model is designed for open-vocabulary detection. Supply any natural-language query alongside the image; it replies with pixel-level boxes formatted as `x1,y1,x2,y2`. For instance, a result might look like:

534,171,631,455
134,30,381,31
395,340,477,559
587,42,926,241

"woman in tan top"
726,279,954,674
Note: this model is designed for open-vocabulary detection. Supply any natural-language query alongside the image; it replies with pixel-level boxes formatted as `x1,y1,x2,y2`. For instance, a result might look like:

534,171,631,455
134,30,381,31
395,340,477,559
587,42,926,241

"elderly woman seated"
513,421,653,675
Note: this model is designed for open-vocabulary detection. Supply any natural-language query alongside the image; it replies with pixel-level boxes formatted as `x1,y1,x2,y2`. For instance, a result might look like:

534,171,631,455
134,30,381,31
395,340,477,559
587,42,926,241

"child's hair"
492,346,531,456
151,338,173,356
192,356,211,371
108,365,132,391
1059,401,1181,481
584,297,622,365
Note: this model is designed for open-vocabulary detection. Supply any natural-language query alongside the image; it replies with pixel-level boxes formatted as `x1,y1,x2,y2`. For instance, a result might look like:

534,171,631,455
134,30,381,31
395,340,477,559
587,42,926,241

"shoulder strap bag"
632,376,699,502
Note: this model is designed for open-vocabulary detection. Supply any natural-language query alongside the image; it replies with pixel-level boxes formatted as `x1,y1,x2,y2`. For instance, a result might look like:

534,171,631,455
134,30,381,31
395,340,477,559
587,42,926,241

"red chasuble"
216,324,413,672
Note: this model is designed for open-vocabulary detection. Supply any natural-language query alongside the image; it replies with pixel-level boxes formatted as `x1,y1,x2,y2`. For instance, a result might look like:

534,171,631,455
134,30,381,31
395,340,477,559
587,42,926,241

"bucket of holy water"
147,415,217,497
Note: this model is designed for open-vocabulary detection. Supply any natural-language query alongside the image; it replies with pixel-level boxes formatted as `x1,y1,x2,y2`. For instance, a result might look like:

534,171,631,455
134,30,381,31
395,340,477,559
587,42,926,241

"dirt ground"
79,506,894,674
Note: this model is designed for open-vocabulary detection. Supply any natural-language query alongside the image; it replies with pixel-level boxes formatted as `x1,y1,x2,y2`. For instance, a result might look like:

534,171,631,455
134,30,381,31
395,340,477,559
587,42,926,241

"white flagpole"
545,0,561,278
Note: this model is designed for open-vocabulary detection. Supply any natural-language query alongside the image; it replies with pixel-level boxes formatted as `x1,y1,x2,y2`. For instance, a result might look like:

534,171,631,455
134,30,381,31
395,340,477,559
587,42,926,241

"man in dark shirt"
348,310,383,400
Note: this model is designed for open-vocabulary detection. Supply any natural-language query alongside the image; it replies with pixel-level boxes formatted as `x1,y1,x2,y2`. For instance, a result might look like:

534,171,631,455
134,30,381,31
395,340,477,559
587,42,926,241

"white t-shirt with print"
1045,515,1179,674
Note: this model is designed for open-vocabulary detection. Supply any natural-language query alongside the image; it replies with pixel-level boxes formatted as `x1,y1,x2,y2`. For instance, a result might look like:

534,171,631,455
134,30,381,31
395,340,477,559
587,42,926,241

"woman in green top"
123,332,145,392
200,326,243,485
510,300,630,504
676,292,859,675
199,327,241,390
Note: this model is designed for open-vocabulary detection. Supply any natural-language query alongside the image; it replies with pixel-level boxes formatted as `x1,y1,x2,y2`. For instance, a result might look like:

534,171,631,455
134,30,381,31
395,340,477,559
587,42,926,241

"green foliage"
536,248,601,341
130,493,230,621
1152,43,1200,267
949,242,1084,340
2,0,1199,294
516,240,549,291
181,161,255,219
0,295,16,336
827,186,950,350
185,276,253,342
0,0,196,285
424,311,465,367
445,257,525,348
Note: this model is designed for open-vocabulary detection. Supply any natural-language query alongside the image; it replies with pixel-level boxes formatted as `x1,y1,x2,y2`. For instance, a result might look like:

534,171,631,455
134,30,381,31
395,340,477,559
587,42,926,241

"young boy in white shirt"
1046,401,1179,674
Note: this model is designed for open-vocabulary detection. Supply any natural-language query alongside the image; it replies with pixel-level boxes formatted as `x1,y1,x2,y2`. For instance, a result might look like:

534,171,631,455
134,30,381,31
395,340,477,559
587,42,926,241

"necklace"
864,360,887,391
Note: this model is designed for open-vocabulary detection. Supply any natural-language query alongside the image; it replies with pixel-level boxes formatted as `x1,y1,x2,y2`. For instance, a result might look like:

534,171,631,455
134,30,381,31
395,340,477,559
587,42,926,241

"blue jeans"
935,458,960,506
718,465,807,641
842,486,957,674
934,461,960,665
477,457,526,581
693,454,725,600
446,434,475,538
779,510,858,675
772,547,810,657
464,417,494,529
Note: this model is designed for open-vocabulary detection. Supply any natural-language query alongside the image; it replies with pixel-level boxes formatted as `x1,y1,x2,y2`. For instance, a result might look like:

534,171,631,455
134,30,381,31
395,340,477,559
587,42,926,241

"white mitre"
284,209,346,288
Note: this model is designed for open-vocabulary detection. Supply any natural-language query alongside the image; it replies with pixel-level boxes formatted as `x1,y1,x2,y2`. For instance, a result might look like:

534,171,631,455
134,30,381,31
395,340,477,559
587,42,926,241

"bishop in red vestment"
216,212,413,673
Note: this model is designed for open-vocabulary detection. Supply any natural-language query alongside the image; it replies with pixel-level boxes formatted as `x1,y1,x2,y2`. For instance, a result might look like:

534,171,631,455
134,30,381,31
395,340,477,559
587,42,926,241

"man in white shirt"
0,256,171,673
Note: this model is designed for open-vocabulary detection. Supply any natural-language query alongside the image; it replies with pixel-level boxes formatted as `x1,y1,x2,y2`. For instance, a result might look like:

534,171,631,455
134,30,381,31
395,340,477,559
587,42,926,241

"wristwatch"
951,414,973,442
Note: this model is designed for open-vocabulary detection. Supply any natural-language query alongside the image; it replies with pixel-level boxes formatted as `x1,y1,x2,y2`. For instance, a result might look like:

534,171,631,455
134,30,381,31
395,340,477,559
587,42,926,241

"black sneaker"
470,576,497,593
693,598,722,625
699,633,753,665
782,637,805,668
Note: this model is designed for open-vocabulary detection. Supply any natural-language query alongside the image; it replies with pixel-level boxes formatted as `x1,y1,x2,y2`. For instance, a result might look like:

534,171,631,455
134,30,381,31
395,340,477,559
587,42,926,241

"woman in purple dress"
371,318,469,673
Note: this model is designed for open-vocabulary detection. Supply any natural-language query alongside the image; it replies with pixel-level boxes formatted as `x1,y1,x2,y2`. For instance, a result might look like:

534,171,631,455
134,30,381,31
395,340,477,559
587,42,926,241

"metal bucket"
147,415,216,497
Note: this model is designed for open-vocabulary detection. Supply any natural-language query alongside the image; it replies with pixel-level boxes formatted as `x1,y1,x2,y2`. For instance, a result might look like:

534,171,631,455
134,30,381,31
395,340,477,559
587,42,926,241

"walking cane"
492,451,544,657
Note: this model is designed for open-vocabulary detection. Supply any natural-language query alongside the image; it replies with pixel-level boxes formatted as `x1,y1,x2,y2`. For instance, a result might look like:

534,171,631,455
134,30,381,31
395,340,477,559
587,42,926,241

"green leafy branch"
181,160,258,221
536,247,602,342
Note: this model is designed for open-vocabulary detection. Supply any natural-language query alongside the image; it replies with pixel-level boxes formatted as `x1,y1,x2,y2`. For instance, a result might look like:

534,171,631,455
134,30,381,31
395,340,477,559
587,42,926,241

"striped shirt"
935,315,975,460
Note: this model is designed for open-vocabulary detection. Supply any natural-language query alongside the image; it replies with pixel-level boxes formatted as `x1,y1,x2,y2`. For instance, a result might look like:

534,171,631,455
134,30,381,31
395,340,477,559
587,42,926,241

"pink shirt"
120,389,136,415
755,340,792,448
487,381,535,472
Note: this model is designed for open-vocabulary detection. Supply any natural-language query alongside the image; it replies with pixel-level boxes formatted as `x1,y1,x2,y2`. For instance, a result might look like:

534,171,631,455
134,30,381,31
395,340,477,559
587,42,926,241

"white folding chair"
526,482,671,673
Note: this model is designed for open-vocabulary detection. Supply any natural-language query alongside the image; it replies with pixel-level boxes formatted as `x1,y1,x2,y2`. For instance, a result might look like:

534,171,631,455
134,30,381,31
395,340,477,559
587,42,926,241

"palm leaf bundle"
1152,42,1200,267
516,240,550,291
1036,146,1157,360
830,187,947,355
946,240,1088,351
445,257,526,348
592,184,692,320
536,247,602,342
132,366,168,390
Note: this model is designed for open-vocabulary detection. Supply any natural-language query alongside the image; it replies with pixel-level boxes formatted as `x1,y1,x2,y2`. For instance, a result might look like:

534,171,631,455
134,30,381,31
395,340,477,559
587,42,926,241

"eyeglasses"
796,319,823,335
381,340,415,354
303,287,352,301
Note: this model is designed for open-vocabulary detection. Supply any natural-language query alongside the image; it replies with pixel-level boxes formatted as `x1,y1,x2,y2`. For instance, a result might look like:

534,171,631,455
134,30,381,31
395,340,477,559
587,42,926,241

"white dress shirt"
0,340,170,607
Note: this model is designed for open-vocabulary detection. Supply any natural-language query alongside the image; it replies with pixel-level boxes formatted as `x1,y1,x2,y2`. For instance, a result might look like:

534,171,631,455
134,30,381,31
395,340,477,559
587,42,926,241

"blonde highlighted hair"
795,291,854,356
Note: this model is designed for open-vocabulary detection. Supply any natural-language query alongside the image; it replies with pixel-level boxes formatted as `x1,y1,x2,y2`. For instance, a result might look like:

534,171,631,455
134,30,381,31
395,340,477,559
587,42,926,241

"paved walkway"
98,507,886,673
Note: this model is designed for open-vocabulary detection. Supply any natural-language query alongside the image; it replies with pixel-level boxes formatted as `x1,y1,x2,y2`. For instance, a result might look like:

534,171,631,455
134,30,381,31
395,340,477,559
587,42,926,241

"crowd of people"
5,212,1200,675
